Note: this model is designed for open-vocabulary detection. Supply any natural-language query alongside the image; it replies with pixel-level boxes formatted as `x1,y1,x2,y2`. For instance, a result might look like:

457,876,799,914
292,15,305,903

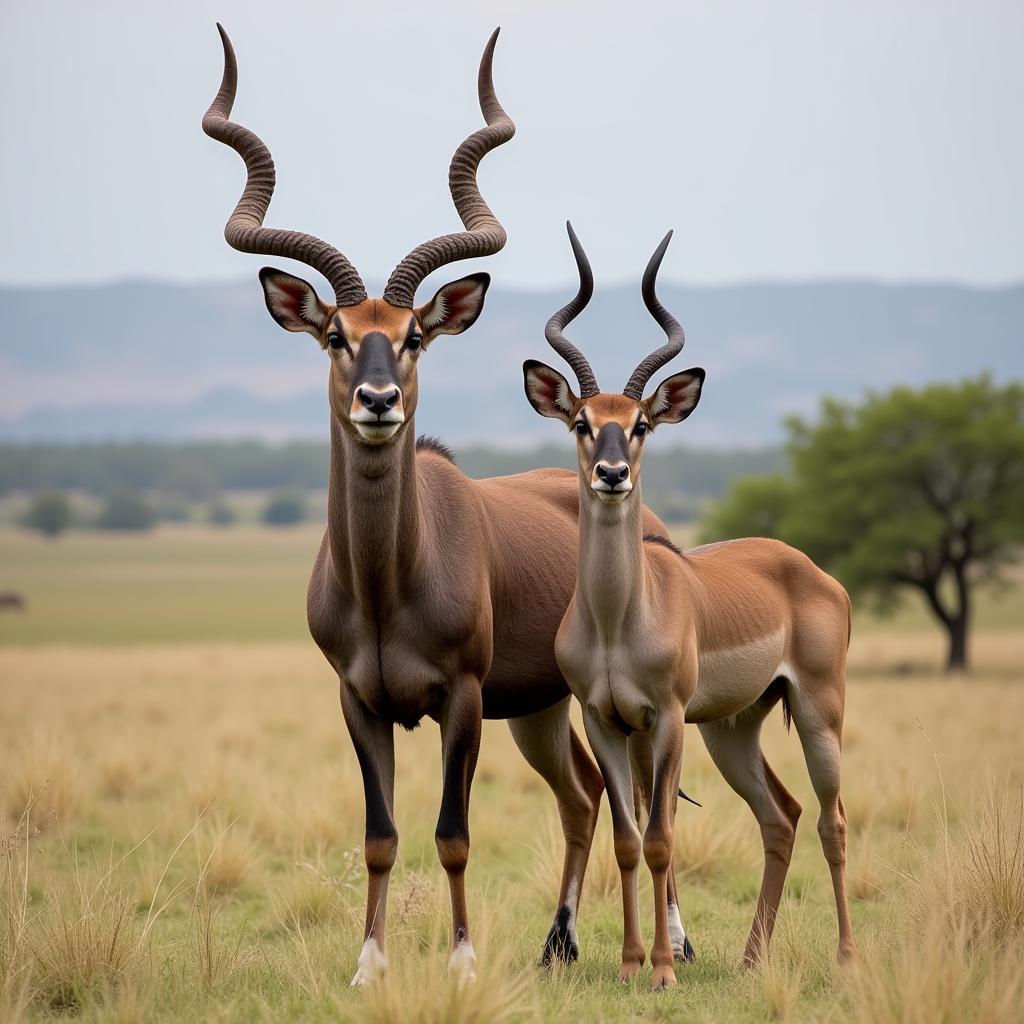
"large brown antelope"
201,26,678,985
523,224,857,989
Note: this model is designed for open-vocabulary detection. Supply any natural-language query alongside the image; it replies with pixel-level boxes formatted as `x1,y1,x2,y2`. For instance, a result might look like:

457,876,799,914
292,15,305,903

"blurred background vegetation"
2,375,1021,671
702,377,1024,672
0,440,782,529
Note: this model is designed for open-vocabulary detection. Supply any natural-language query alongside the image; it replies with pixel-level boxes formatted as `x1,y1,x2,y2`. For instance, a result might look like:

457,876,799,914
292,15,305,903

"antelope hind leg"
508,698,604,965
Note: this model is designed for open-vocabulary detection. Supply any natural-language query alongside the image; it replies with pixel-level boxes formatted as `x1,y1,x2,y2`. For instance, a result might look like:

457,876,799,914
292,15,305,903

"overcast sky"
1,0,1021,295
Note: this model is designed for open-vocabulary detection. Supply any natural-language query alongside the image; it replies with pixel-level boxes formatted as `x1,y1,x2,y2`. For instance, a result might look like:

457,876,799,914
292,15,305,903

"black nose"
356,386,399,418
596,462,629,486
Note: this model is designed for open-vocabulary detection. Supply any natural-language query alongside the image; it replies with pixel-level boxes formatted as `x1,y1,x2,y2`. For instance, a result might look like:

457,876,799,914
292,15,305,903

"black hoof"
541,906,578,966
675,935,696,963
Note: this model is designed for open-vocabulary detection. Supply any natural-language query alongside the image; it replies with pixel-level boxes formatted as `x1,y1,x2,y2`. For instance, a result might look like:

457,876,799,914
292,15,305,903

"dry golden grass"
842,916,1024,1024
5,734,82,827
0,633,1022,1021
194,822,259,895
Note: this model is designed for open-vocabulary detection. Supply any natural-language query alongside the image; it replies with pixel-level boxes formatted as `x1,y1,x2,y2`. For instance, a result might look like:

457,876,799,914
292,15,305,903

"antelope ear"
259,268,331,337
523,360,577,424
644,368,705,426
415,273,490,343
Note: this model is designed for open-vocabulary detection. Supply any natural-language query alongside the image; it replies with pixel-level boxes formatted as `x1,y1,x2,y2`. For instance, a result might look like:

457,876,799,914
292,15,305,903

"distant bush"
153,498,190,523
654,496,703,524
22,491,73,538
700,474,794,541
207,500,236,527
261,492,305,527
97,492,155,531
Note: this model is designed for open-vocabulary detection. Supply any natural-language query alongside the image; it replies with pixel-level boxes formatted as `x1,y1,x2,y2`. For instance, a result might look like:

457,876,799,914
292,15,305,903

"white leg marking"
448,940,477,985
667,902,689,959
565,877,580,946
350,937,388,987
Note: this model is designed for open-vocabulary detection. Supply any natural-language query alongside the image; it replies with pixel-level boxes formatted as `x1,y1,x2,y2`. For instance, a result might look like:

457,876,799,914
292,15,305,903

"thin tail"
677,788,702,808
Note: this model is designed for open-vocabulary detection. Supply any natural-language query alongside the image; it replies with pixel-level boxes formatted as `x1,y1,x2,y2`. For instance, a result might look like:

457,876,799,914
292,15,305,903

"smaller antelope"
523,224,857,989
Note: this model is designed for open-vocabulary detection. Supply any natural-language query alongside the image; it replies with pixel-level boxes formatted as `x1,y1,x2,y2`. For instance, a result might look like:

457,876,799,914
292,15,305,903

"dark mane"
643,533,683,556
415,435,457,464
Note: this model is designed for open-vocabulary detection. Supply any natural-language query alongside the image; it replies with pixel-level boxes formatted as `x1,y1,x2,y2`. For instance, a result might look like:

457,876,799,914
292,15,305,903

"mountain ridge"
2,278,1020,446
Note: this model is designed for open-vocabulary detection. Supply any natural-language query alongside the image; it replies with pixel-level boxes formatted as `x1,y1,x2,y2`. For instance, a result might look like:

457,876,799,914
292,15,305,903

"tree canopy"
97,492,156,532
262,492,306,527
701,377,1024,671
22,491,73,538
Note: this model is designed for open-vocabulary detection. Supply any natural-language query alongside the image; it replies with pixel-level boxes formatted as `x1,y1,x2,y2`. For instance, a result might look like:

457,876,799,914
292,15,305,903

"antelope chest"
555,624,678,734
311,590,486,729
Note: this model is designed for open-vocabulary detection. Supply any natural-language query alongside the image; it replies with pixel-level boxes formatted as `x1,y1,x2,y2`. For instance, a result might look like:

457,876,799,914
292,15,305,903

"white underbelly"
687,627,787,723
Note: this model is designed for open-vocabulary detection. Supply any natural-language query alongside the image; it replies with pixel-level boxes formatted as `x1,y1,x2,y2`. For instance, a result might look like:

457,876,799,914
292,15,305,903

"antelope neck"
327,417,424,612
575,477,648,641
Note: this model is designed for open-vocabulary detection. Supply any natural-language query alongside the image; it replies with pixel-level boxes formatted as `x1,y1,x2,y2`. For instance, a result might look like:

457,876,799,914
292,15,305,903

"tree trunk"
945,614,968,673
920,570,971,675
946,558,971,674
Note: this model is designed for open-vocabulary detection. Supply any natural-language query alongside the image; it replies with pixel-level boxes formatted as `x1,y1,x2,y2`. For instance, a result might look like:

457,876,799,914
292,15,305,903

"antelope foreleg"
629,732,695,962
645,707,685,990
583,707,646,981
437,678,484,982
340,682,397,987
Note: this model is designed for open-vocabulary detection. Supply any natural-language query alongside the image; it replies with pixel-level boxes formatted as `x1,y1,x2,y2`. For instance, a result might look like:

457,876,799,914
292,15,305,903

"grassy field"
2,525,1022,647
1,526,1022,1022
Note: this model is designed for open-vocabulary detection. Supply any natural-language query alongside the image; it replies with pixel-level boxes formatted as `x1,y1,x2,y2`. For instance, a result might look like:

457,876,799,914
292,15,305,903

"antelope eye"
327,332,345,351
405,334,423,352
574,420,589,437
633,421,649,438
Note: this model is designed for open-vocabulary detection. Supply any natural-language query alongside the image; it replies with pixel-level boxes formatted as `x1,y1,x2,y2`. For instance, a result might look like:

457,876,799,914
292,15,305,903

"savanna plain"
1,525,1022,1022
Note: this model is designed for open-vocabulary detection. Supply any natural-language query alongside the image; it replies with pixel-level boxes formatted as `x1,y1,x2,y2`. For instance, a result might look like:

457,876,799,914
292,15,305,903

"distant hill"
1,278,1020,446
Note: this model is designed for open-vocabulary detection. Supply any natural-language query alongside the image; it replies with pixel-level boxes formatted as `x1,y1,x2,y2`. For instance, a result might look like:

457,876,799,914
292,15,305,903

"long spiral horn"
544,222,600,398
622,231,685,399
202,24,367,307
382,28,515,309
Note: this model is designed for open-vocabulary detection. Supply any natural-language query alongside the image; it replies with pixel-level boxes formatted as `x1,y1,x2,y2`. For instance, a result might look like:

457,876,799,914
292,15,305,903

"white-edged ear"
523,360,578,425
415,273,489,342
259,267,331,337
644,368,705,426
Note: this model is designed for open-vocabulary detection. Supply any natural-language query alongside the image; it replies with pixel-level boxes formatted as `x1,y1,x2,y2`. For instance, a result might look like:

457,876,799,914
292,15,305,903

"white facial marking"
350,937,388,987
353,423,402,443
350,381,405,442
591,460,633,502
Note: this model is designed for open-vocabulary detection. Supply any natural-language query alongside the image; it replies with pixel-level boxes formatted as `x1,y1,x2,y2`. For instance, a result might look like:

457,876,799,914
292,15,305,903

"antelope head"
523,224,705,505
203,25,512,446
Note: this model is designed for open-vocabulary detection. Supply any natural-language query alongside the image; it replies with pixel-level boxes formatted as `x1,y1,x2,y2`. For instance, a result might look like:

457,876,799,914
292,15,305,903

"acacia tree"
702,377,1024,672
23,491,72,538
